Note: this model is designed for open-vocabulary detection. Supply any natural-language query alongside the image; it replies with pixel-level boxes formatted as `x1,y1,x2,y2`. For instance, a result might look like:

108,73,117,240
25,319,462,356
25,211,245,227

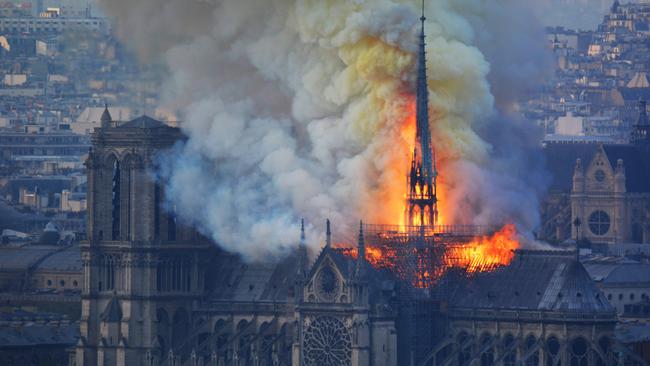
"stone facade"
571,144,650,244
75,113,213,366
74,113,399,366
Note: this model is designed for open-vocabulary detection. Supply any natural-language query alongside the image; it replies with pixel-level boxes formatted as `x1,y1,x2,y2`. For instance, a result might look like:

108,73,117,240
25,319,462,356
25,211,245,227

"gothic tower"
405,3,438,227
76,114,212,366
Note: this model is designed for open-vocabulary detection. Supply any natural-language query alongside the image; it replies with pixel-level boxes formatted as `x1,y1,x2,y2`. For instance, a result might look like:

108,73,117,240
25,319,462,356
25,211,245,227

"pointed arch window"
111,159,121,240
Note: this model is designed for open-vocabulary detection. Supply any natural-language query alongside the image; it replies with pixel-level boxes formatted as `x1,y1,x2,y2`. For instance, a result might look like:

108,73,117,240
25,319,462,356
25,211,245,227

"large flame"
445,224,519,272
341,224,519,286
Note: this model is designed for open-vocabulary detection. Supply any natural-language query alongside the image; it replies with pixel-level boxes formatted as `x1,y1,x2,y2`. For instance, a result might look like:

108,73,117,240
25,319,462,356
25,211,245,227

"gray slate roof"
36,245,81,272
0,247,55,271
450,250,615,314
602,264,650,284
120,115,168,129
0,324,78,347
208,253,298,303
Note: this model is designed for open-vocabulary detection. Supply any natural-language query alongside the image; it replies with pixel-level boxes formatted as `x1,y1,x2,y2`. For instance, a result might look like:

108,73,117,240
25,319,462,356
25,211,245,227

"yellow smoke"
293,0,496,226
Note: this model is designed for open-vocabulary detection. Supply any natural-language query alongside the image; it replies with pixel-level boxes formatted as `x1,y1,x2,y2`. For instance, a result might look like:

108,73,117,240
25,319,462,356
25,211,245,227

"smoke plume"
99,0,551,261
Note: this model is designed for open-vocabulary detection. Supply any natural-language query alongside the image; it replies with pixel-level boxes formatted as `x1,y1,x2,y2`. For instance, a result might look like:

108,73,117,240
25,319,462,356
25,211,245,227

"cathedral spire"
405,1,438,228
416,0,432,178
325,219,331,247
300,218,306,246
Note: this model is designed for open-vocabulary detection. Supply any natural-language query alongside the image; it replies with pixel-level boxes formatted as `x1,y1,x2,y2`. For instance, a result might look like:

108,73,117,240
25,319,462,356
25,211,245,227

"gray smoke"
99,0,553,261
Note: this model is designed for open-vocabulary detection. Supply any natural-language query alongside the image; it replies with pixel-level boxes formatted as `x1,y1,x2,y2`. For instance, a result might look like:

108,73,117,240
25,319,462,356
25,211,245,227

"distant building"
541,101,650,245
0,243,81,292
0,310,78,366
72,107,132,136
0,16,109,35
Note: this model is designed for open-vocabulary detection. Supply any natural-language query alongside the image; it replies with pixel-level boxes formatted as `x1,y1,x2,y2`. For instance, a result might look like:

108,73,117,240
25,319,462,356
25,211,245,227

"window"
570,337,589,366
480,334,494,366
73,280,78,287
607,294,612,300
59,280,65,287
457,332,471,366
594,169,606,182
546,336,560,366
525,335,539,366
588,211,610,236
47,280,52,286
630,293,635,301
503,334,516,366
111,159,121,240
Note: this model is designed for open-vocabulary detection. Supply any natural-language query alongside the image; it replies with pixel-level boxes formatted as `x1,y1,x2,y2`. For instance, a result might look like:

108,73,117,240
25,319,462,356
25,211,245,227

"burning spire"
405,1,438,227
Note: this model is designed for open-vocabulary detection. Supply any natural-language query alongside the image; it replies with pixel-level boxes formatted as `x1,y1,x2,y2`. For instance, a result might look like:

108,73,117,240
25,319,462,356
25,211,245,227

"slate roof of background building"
449,250,615,314
601,264,650,284
35,244,80,272
120,115,168,129
582,255,639,281
0,246,56,271
0,318,78,348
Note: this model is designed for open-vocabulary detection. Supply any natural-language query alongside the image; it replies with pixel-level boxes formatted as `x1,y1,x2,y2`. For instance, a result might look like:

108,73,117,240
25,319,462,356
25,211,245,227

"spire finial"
300,219,306,245
325,219,331,247
421,0,426,23
101,102,112,128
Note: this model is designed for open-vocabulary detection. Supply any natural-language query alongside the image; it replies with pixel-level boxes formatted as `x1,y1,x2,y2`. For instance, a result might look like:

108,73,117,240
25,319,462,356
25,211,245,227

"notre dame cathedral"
73,9,644,366
72,110,633,365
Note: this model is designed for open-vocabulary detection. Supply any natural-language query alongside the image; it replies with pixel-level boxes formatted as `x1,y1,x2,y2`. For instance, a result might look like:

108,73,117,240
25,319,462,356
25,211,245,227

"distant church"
74,8,642,366
542,99,650,246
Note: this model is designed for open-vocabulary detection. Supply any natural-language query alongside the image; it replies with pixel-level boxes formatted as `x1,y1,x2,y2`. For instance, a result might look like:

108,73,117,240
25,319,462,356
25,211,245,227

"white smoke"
100,0,551,261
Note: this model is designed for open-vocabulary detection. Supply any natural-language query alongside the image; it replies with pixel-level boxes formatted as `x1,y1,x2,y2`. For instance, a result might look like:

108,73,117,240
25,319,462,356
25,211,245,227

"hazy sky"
535,0,611,29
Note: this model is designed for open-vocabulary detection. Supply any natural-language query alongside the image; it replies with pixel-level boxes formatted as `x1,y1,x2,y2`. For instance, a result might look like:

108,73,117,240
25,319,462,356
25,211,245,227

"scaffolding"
361,224,496,289
361,223,500,366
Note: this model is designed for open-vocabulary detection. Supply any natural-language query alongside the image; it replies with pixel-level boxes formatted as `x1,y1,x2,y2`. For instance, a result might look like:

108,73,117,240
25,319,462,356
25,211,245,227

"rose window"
303,316,352,366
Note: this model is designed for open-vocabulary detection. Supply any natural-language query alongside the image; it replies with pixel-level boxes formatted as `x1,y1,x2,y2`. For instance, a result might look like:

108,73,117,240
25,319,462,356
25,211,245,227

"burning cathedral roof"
449,250,615,315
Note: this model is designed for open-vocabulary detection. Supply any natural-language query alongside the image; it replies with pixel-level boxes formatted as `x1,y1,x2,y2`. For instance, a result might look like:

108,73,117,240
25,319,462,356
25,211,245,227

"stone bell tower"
76,112,212,366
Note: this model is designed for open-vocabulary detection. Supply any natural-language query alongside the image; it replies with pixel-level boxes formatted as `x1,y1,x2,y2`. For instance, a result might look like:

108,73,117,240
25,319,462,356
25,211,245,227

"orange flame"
348,85,520,285
445,224,519,273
